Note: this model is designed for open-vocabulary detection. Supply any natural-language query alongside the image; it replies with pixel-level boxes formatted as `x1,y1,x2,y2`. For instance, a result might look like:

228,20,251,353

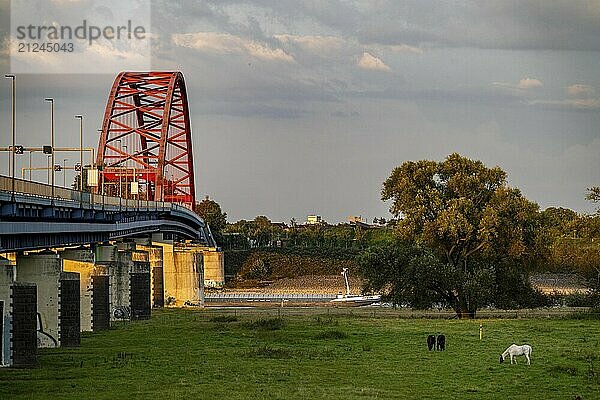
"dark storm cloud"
357,1,600,51
191,1,600,51
1,1,599,222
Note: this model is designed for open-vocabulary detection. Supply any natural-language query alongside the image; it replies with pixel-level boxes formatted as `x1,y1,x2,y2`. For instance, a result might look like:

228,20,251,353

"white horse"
500,344,532,365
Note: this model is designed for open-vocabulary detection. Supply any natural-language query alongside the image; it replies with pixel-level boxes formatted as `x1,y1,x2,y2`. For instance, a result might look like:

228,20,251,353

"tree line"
193,153,600,318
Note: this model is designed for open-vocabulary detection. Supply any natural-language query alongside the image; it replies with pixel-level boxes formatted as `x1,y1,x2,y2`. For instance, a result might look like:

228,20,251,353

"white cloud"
492,77,543,91
567,84,595,97
517,77,543,89
356,52,391,72
172,32,295,63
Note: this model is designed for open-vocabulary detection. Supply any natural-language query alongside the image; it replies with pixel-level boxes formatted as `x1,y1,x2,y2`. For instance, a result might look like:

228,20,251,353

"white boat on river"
330,268,381,306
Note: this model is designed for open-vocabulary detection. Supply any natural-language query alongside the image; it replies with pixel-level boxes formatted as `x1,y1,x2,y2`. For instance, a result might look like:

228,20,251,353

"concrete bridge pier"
152,236,203,307
95,244,124,323
172,243,205,307
1,258,38,368
135,239,164,308
1,257,15,366
119,242,151,320
8,282,37,368
15,252,81,348
201,247,225,289
61,248,94,332
58,272,81,347
96,242,151,322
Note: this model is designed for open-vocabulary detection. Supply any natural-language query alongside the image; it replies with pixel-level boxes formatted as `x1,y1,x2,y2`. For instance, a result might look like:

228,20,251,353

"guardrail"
0,175,186,211
0,174,217,249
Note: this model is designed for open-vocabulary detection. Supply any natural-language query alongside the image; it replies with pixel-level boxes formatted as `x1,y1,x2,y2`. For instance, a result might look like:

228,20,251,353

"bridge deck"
0,176,215,252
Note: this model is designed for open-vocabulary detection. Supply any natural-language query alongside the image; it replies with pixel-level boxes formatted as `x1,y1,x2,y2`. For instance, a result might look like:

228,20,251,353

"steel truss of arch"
96,71,195,208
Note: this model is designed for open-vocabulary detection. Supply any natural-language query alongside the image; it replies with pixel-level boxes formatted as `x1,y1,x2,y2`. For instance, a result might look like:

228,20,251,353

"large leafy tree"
193,196,227,238
377,153,540,318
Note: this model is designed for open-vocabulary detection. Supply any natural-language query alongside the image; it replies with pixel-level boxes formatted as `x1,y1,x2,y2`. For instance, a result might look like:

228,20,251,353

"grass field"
1,308,599,399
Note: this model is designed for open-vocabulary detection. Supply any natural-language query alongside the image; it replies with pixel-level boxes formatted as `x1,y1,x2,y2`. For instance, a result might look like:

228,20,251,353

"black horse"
427,335,436,351
437,334,446,351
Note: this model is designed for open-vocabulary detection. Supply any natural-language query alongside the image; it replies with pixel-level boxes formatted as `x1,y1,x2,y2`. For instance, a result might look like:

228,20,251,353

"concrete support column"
96,242,151,321
58,272,80,347
91,270,110,332
172,243,204,307
95,244,124,322
152,239,204,307
201,247,225,289
136,243,164,308
15,252,62,348
10,283,37,368
61,248,99,332
153,240,176,306
0,257,15,366
128,246,151,320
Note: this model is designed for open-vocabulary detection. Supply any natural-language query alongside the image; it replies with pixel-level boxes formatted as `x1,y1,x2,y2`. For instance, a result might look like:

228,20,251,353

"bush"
244,258,272,280
564,293,596,307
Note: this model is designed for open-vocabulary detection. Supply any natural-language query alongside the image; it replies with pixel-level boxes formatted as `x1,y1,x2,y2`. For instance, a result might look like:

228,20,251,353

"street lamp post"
5,74,15,201
46,155,51,184
63,158,68,187
44,98,55,203
75,115,83,206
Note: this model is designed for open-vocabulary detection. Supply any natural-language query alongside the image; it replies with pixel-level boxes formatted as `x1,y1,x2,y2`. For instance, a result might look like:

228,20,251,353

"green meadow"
1,308,599,399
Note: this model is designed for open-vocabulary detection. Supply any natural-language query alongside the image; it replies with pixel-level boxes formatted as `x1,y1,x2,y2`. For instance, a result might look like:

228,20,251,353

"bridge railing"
0,175,182,212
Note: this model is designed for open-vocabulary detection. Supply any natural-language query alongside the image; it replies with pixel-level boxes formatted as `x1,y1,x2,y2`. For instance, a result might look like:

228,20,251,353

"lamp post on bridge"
44,98,55,203
4,74,15,201
75,115,83,207
63,158,68,188
46,155,51,184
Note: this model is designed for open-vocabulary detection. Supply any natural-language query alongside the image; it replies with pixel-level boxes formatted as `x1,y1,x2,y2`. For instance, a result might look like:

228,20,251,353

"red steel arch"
96,72,195,208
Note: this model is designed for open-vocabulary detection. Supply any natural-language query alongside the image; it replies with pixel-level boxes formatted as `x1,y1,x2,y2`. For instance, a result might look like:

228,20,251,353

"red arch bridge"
0,72,224,368
0,71,214,252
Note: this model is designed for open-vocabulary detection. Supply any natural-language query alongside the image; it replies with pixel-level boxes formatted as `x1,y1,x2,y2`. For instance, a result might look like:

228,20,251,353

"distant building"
306,215,323,225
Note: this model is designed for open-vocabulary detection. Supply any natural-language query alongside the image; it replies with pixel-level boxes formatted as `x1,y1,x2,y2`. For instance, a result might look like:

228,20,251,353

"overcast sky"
1,0,599,223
